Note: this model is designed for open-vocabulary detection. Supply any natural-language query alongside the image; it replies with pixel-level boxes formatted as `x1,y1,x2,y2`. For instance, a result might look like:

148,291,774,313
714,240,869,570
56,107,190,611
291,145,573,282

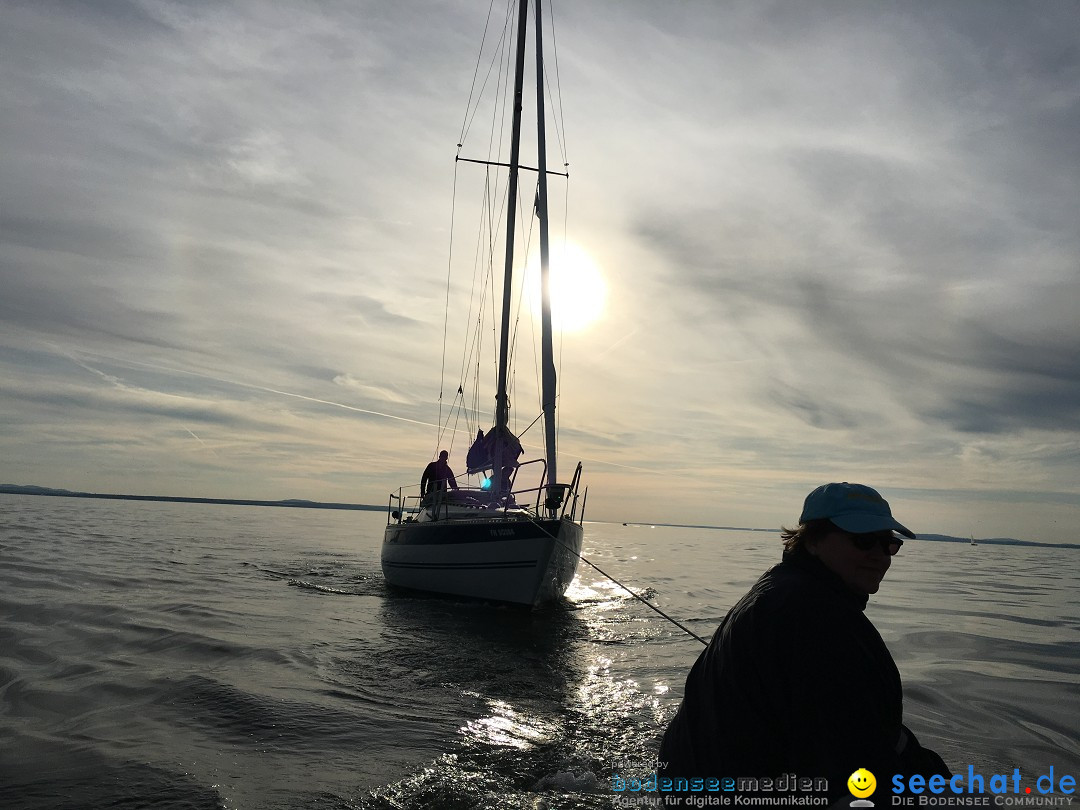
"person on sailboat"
420,450,459,502
657,483,951,806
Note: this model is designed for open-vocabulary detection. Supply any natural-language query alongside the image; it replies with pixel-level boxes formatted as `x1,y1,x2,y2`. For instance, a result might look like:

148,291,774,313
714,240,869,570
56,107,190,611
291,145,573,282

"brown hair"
780,518,838,554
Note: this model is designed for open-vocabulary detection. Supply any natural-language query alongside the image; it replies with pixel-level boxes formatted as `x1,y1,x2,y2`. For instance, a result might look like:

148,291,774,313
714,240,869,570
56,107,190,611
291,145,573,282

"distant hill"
0,484,383,512
5,486,1076,548
614,522,1075,550
917,532,1078,550
620,521,775,533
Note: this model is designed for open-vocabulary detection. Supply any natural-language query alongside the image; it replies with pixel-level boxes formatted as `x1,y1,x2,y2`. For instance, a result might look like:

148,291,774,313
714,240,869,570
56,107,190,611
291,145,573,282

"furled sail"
466,426,524,475
466,429,489,474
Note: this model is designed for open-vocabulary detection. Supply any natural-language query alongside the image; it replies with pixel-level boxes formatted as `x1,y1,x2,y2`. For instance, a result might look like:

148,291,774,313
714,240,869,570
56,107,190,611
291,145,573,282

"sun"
526,243,606,332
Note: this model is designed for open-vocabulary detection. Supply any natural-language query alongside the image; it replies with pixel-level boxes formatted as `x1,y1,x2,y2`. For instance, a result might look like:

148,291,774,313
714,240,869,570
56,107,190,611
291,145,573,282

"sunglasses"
846,533,904,556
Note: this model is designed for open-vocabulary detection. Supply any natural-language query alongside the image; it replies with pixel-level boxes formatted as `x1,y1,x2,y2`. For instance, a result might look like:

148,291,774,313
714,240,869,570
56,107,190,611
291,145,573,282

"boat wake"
286,579,361,595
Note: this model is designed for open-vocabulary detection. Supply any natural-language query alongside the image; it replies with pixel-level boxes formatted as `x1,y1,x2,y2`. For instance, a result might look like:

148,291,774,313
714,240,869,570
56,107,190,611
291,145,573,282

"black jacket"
658,548,949,802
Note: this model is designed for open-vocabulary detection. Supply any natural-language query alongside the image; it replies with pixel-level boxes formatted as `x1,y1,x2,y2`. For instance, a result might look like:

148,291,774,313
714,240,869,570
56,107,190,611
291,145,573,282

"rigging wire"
554,158,571,451
458,0,503,148
437,157,463,451
458,167,497,429
410,0,700,646
453,0,569,436
539,0,569,458
451,0,518,454
446,0,577,472
448,0,509,456
543,0,570,170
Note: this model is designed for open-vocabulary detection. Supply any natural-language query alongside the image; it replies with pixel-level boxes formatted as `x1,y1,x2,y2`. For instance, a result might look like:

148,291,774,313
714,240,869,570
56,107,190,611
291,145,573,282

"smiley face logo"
848,768,876,798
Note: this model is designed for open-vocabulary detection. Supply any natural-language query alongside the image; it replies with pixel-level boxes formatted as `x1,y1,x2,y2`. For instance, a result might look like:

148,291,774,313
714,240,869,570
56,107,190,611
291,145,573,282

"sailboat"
380,0,586,607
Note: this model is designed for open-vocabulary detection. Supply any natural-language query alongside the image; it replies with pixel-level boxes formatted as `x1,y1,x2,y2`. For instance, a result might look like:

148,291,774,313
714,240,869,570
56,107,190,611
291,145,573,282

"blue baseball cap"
799,482,915,538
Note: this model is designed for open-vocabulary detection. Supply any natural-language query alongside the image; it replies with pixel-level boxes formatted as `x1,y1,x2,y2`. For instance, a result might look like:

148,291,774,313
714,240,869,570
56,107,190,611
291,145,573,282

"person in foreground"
658,482,951,805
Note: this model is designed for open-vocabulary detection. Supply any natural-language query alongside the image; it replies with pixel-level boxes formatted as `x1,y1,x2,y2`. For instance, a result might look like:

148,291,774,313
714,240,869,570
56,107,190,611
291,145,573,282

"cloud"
332,374,412,405
1,0,1078,541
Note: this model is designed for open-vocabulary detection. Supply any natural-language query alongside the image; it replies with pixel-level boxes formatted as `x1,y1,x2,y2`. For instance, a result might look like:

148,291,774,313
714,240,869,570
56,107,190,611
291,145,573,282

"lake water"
1,494,1078,809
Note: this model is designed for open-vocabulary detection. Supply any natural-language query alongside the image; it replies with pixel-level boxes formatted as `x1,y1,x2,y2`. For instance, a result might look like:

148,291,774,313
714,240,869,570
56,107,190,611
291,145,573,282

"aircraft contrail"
61,346,446,431
59,346,655,473
183,427,220,456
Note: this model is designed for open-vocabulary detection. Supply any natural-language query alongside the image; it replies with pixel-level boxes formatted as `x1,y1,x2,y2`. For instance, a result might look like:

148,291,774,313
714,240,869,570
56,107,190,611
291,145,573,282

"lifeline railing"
386,458,584,525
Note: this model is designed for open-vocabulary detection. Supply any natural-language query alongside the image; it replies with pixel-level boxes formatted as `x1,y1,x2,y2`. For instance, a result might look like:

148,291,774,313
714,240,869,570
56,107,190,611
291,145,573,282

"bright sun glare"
527,243,607,332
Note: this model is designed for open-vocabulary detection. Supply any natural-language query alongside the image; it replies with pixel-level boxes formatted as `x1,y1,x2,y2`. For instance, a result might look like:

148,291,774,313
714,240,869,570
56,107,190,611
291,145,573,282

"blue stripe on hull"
384,519,564,546
382,559,538,570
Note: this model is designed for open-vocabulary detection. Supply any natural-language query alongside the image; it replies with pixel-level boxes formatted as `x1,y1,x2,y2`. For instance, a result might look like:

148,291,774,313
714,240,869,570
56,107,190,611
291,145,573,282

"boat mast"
533,0,560,514
493,0,530,497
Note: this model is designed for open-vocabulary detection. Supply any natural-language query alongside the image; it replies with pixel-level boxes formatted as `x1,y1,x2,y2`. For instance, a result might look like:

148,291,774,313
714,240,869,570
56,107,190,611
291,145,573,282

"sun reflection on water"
460,699,557,750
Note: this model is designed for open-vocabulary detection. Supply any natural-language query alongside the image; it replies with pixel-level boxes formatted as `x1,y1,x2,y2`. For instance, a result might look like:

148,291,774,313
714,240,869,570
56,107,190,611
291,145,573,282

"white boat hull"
382,514,583,607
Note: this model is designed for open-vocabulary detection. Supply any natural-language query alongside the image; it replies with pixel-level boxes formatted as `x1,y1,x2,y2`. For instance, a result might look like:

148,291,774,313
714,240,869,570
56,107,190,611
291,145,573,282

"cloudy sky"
2,0,1078,543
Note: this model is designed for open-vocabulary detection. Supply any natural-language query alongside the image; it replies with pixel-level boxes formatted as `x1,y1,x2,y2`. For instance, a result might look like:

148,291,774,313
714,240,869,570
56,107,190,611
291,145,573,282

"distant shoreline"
619,521,776,533
0,484,383,512
3,484,1074,549
605,520,1073,551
